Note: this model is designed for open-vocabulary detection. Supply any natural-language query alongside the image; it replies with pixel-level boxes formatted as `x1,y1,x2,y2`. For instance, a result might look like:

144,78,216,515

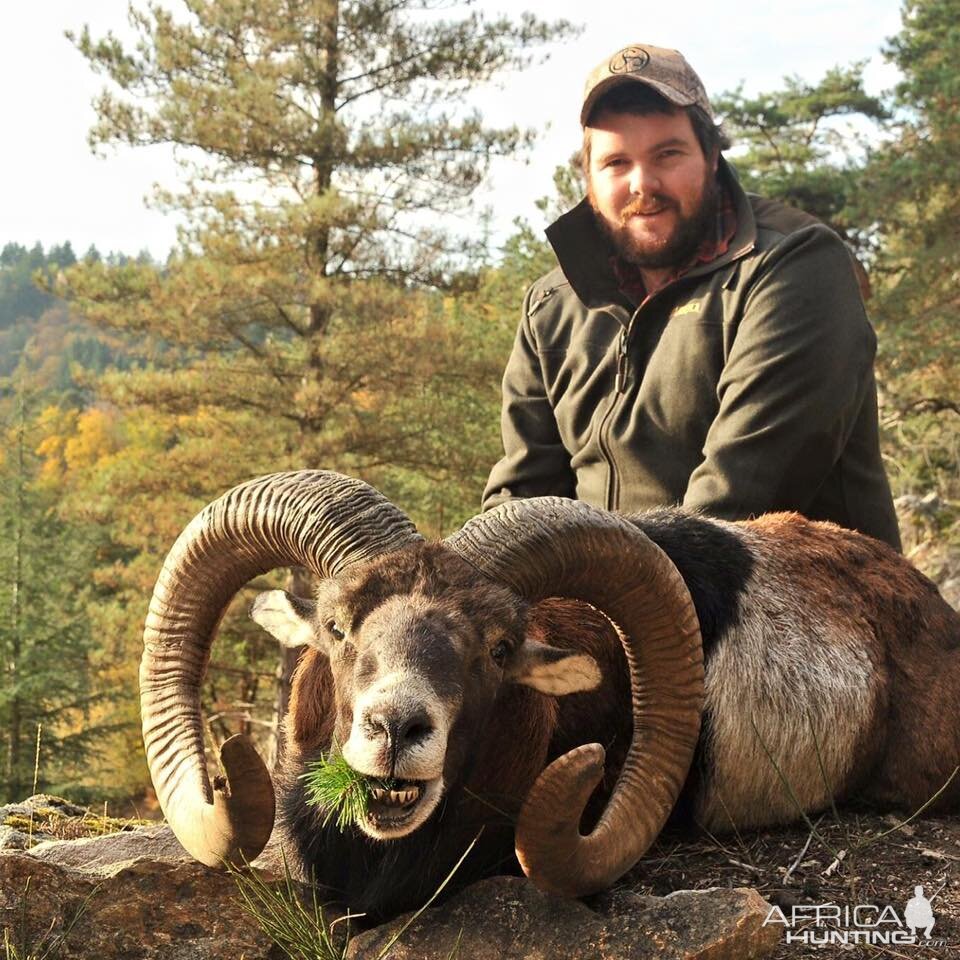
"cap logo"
609,46,650,75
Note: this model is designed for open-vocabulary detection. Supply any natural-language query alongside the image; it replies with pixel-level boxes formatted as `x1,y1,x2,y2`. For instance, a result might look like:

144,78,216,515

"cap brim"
580,75,698,126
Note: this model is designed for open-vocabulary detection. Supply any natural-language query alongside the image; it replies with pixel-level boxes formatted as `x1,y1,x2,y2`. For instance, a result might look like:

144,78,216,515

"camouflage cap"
580,44,713,126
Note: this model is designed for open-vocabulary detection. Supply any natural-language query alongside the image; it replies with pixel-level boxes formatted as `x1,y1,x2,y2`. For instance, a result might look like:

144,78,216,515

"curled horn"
140,470,422,867
447,497,703,896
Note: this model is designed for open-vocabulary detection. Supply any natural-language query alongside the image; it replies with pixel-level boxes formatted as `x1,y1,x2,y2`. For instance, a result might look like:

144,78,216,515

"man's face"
586,107,718,270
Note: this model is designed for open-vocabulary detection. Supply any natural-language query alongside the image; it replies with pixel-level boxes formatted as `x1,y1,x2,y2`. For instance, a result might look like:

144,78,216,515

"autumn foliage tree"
0,389,115,802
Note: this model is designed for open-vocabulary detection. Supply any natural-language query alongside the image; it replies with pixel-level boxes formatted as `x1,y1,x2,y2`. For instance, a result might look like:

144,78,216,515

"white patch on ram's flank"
696,546,878,832
341,672,450,780
520,653,602,696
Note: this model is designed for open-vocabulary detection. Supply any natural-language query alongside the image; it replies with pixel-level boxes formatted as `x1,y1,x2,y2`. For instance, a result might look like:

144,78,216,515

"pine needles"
300,753,372,831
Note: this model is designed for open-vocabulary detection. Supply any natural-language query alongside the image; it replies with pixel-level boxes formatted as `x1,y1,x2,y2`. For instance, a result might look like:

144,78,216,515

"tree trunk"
267,2,340,772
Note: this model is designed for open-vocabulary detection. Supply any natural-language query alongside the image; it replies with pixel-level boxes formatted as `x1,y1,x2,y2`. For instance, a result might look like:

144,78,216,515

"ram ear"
507,637,601,696
250,590,319,649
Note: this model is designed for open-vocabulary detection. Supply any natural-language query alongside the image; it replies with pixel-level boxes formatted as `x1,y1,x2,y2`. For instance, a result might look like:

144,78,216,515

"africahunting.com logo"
764,884,949,948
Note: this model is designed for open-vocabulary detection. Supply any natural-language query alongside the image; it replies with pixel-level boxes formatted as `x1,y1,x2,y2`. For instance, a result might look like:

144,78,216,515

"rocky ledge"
0,796,781,960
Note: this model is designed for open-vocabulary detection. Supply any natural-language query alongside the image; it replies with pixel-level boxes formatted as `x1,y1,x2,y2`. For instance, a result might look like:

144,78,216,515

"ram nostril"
401,719,432,746
363,712,389,741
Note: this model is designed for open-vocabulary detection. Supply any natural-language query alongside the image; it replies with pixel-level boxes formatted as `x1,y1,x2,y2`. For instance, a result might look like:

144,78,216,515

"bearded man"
482,44,901,549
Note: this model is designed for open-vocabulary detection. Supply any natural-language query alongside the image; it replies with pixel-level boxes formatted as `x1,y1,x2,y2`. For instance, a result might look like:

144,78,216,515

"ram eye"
326,621,345,642
490,641,508,667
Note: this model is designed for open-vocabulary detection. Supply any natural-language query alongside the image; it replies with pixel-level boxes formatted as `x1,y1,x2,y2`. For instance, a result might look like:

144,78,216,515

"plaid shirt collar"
613,182,737,306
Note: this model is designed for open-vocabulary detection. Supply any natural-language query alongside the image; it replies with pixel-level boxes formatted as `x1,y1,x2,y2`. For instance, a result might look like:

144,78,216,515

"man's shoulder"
745,193,868,297
746,194,847,256
748,193,827,241
526,265,570,304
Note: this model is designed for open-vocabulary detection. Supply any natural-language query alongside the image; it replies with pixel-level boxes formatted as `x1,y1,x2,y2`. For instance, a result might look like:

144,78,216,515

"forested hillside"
0,0,956,808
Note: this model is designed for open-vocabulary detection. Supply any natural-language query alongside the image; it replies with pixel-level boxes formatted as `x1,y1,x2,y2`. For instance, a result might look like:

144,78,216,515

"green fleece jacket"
482,162,901,550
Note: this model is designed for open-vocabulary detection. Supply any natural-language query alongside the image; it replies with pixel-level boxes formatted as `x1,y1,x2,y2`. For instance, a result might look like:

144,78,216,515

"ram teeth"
370,785,420,807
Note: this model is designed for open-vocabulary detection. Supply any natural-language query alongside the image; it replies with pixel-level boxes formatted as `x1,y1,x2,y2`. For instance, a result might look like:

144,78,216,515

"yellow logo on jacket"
673,301,701,318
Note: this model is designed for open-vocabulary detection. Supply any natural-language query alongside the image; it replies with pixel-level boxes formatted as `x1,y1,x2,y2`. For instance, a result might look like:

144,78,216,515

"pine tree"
62,1,573,476
863,0,960,558
55,0,577,771
713,65,888,255
866,0,960,423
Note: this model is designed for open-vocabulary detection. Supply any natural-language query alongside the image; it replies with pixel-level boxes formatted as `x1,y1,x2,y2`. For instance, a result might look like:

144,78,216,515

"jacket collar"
545,157,757,311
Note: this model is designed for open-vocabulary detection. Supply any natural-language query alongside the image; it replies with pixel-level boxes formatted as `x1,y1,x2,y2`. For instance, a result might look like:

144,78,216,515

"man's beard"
589,172,719,270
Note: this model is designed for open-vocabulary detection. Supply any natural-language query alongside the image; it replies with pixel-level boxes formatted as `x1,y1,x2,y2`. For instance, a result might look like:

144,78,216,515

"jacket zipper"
598,306,641,511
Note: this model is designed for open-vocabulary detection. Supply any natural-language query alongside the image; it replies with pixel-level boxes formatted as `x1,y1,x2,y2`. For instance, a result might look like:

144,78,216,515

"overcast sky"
2,0,904,261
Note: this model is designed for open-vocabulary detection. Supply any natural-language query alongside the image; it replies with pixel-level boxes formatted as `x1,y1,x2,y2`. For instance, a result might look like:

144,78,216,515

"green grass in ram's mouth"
300,753,374,831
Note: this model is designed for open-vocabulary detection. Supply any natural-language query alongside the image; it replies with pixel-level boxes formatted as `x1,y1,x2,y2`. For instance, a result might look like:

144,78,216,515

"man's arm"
683,226,878,519
482,286,576,511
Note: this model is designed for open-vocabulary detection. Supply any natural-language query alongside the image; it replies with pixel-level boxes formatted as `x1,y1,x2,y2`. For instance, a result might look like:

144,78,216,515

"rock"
26,824,190,874
2,801,780,960
0,852,279,960
1,794,126,848
594,886,782,959
27,794,89,818
0,794,89,820
26,821,291,876
1,797,70,847
0,826,30,851
347,875,781,960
